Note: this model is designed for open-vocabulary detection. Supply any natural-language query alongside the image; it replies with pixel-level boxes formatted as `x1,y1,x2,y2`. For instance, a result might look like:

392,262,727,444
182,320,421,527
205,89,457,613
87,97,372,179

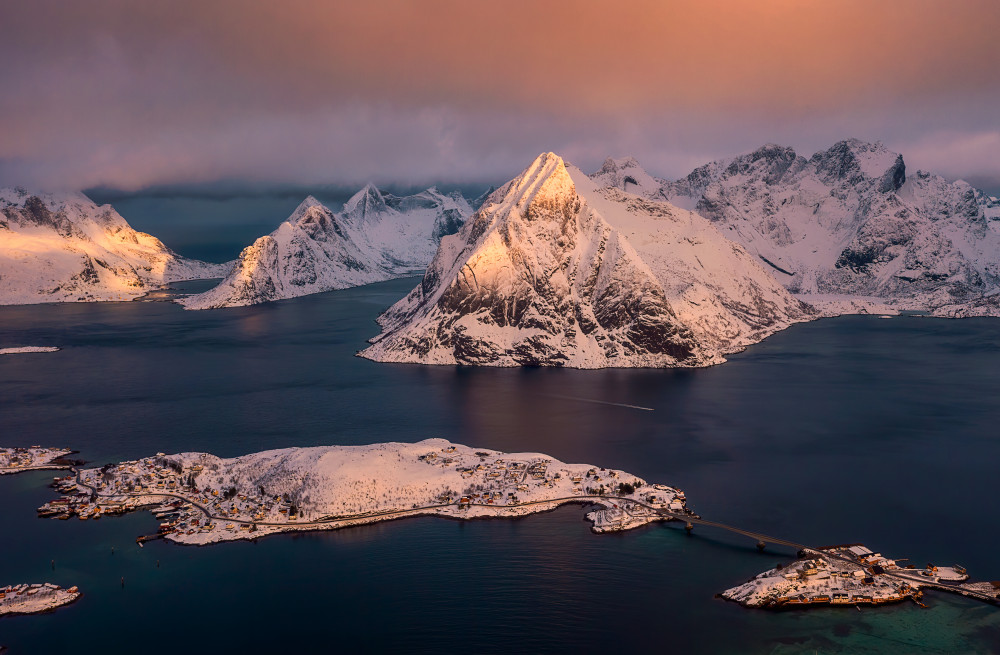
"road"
69,469,998,605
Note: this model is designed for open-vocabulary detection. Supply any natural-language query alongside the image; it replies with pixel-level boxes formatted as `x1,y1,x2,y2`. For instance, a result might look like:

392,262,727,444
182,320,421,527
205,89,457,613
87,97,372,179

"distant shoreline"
0,347,60,355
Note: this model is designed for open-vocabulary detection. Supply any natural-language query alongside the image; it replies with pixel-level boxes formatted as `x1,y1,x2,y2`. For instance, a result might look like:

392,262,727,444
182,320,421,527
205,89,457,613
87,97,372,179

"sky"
1,0,998,193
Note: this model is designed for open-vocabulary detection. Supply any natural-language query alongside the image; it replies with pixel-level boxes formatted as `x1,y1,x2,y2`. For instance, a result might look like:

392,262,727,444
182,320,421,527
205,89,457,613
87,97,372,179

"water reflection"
1,278,1000,652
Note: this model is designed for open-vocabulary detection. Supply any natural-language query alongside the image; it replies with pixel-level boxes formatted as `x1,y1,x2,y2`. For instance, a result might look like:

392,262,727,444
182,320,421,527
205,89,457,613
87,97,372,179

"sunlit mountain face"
3,2,1000,653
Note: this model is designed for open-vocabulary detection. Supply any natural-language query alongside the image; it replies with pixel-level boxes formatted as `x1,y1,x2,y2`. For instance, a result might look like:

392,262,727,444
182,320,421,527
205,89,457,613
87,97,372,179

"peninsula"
0,447,76,475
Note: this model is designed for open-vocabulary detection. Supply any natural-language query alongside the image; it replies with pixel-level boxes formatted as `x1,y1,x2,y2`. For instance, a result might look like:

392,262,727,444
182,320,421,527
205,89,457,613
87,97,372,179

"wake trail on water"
545,394,654,412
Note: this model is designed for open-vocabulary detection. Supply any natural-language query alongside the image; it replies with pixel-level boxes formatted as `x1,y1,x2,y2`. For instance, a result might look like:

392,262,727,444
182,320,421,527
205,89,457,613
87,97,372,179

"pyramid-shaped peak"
286,195,332,224
504,152,576,211
343,183,388,221
295,195,324,211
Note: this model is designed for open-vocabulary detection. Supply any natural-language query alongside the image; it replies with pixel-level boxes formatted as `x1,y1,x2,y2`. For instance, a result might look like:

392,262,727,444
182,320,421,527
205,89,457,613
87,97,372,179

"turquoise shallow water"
1,278,999,653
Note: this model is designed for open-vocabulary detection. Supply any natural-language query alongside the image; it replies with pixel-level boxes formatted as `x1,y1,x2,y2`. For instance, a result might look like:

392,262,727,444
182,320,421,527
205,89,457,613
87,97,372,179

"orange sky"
1,0,998,190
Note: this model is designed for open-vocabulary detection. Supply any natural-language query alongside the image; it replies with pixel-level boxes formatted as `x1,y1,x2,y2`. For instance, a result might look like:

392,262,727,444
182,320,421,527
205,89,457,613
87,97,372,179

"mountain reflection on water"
1,277,999,653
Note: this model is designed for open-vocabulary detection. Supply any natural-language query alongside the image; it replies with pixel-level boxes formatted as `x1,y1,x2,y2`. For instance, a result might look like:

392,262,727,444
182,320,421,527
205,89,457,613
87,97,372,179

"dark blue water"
2,280,1000,653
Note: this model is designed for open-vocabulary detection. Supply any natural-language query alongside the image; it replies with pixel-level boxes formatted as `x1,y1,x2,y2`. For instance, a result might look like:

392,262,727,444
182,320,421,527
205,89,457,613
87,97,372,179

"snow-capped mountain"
180,185,472,309
622,140,1000,315
0,187,227,305
360,153,813,369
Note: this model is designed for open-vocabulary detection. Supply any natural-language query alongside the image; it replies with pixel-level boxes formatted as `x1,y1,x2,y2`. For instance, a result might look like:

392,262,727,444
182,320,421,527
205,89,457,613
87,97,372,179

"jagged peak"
724,143,798,176
589,155,662,196
598,155,641,173
748,143,797,159
810,139,905,191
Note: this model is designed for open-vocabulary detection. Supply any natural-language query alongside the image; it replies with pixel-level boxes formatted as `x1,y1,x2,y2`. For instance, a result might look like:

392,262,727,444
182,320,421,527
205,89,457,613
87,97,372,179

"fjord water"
2,279,1000,653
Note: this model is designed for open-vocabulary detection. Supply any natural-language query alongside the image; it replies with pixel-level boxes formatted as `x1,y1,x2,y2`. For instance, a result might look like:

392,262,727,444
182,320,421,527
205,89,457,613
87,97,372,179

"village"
36,439,696,545
722,544,975,609
0,446,75,476
18,439,1000,614
0,583,80,617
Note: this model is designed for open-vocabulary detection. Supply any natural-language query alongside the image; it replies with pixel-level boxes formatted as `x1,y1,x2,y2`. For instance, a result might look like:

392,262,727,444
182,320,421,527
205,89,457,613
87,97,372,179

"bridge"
68,468,998,606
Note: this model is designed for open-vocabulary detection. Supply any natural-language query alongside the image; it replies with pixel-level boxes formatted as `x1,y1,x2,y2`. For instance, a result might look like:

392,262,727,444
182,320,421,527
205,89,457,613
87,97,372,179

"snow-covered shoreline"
30,439,999,612
721,544,984,609
0,584,80,617
39,439,693,546
0,447,75,475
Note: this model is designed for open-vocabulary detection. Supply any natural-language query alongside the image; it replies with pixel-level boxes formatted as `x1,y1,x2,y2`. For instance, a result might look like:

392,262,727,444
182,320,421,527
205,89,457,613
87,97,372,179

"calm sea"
2,277,1000,652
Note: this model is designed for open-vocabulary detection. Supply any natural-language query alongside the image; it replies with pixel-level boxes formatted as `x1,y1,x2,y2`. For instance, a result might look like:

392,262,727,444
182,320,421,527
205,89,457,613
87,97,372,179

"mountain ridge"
179,184,473,309
589,140,1000,316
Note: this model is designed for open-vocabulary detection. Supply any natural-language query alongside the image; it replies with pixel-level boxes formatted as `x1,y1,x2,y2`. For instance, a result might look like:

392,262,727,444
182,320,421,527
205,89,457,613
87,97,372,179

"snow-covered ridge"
0,187,228,305
179,185,474,309
40,438,692,545
360,152,813,368
597,140,1000,317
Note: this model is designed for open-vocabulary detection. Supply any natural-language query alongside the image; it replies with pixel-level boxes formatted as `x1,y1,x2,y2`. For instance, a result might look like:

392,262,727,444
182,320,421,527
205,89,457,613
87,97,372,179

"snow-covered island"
721,544,993,609
0,447,76,475
39,439,693,545
34,440,1000,612
0,347,60,355
0,584,80,617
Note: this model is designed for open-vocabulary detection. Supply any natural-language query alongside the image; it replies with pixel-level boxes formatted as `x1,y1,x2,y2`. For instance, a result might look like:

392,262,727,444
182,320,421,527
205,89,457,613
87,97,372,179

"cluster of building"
723,544,970,609
0,446,73,475
34,439,694,545
0,583,80,616
37,456,301,541
420,446,694,533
